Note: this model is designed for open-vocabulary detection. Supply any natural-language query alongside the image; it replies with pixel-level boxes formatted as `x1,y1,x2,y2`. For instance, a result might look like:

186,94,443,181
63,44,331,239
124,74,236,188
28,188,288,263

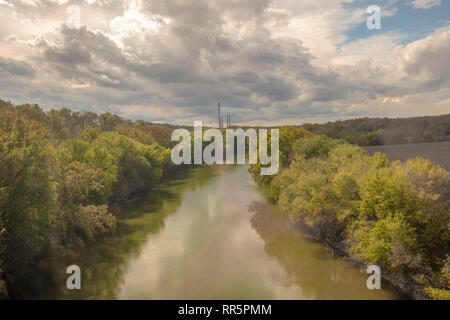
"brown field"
363,141,450,171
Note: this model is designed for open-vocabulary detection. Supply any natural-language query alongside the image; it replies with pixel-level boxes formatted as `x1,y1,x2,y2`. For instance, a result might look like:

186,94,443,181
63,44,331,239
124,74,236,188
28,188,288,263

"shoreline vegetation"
249,127,450,300
0,99,182,299
1,99,449,300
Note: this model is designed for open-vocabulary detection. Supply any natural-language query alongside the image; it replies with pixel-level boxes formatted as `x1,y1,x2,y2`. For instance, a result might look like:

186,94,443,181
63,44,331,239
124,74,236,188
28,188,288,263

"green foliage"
114,121,174,148
99,112,121,132
0,103,53,276
425,287,450,300
59,161,111,205
292,134,338,159
349,216,418,266
0,99,176,292
278,126,313,166
250,132,450,297
249,126,311,187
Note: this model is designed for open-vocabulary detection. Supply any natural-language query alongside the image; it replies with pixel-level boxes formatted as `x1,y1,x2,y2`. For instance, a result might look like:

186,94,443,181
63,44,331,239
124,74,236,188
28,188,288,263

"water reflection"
249,202,401,299
117,165,288,299
25,166,216,299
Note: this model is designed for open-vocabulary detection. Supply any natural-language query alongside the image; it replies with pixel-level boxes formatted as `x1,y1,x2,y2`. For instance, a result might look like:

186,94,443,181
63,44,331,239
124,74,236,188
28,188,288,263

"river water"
35,165,401,299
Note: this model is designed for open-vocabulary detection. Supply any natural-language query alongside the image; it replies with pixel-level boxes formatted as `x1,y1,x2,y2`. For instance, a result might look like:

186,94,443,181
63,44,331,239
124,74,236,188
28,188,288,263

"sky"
0,0,449,126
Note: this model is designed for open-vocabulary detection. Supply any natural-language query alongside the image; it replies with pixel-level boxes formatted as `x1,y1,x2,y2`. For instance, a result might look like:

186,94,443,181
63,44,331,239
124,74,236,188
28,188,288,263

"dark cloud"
0,57,35,77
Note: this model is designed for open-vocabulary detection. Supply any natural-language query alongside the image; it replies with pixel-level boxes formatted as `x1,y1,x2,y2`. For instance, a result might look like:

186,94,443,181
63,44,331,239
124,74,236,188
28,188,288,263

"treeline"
0,99,179,298
302,114,450,146
249,127,450,300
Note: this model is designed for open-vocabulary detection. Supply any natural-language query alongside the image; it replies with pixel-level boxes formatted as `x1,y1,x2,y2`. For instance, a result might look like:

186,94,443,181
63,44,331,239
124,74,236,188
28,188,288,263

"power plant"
217,102,231,129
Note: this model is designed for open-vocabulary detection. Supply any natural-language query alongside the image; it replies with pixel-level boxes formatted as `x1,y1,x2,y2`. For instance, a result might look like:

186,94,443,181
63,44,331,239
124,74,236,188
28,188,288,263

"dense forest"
0,99,180,298
302,114,450,146
249,127,450,300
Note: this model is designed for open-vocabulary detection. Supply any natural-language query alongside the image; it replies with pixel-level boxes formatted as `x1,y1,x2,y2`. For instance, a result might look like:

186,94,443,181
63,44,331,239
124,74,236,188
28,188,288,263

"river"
31,165,401,299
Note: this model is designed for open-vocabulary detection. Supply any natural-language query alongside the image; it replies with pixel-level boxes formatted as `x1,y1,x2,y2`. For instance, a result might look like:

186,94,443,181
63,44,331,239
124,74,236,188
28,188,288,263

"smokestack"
218,102,221,129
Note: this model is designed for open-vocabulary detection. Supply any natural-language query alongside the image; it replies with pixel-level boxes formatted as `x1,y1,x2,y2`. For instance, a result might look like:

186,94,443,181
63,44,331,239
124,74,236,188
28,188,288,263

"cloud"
0,1,13,7
0,0,448,125
410,0,442,10
0,57,36,102
0,57,35,77
401,26,450,91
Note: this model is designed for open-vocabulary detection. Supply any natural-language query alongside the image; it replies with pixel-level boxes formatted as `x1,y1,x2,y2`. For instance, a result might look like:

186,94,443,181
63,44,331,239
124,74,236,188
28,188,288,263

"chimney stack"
218,102,222,129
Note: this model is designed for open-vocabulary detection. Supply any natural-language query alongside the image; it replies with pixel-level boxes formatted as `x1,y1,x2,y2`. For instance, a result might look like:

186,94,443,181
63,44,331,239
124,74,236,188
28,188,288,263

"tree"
0,107,53,283
99,112,121,131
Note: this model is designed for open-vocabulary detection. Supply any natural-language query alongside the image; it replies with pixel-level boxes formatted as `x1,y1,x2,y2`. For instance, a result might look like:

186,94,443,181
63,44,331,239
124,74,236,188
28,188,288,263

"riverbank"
292,219,422,299
1,164,196,300
249,128,450,300
0,101,185,299
8,165,400,299
256,182,415,299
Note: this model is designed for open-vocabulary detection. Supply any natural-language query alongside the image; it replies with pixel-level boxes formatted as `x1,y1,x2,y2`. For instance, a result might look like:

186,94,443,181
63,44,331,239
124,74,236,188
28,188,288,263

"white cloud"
411,0,442,9
0,0,13,7
109,0,171,47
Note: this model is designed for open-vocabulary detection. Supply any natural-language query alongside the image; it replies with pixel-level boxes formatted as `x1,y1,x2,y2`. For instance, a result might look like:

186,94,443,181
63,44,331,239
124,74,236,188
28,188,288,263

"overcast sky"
0,0,449,125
